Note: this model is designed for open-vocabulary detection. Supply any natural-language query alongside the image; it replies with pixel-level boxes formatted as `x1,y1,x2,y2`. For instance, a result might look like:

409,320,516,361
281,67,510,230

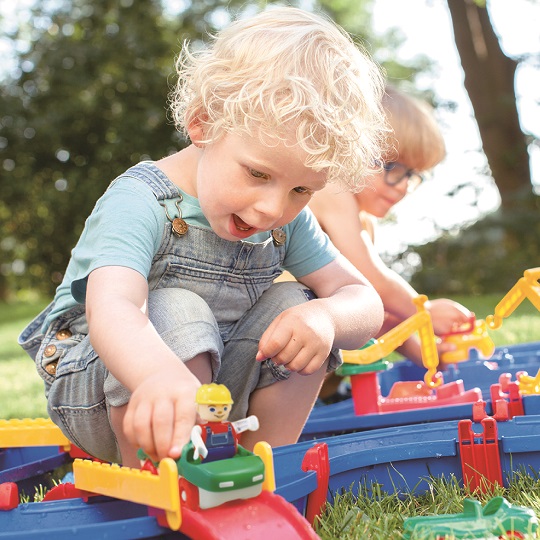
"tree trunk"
446,0,532,210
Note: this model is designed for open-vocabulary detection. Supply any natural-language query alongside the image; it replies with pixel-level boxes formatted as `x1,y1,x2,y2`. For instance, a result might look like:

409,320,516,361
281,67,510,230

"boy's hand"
122,367,199,463
256,302,334,375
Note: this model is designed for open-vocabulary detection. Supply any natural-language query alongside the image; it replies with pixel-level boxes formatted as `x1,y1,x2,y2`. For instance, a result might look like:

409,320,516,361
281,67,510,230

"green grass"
0,299,49,419
315,472,540,539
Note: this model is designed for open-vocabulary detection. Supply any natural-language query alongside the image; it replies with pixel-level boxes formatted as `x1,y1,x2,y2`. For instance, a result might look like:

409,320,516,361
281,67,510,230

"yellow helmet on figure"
195,383,234,405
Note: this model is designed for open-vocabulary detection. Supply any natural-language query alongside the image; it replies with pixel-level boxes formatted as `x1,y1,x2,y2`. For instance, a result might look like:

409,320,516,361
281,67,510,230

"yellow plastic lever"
73,458,181,530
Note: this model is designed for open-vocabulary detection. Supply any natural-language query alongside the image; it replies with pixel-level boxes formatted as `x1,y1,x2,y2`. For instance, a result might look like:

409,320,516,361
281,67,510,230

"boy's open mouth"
233,214,252,231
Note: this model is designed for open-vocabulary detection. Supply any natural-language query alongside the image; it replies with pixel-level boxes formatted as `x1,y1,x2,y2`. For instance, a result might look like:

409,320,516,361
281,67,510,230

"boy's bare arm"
86,266,200,461
256,256,384,375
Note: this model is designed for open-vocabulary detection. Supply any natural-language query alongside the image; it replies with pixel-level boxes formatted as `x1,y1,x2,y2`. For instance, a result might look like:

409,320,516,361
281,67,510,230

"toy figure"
191,384,259,462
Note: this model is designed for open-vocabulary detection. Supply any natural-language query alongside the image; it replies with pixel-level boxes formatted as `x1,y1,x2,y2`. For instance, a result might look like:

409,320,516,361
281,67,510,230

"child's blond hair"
383,85,446,172
170,7,389,191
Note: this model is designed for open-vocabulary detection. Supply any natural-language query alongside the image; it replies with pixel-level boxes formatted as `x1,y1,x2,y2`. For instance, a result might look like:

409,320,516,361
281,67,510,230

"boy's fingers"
132,404,157,460
169,403,196,459
152,400,175,460
258,323,293,360
270,335,303,366
283,348,324,375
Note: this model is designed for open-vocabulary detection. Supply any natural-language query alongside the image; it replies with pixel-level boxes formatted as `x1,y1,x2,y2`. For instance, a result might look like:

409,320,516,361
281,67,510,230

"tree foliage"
408,199,540,295
1,0,187,297
0,0,298,298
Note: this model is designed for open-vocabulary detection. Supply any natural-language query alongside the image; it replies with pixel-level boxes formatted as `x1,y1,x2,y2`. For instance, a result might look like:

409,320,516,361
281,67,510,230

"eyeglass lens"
384,162,423,191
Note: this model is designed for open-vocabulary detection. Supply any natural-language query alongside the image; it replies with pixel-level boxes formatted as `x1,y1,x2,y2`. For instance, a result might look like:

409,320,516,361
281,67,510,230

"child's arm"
310,190,472,333
256,255,384,375
86,266,201,462
311,190,423,321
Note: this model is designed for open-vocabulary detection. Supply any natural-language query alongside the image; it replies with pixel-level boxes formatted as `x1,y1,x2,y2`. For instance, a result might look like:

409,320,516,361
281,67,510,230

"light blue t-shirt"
43,166,339,330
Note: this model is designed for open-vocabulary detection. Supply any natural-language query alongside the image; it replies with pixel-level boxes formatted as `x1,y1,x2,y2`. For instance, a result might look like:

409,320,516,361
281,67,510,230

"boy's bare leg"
110,352,213,467
240,361,328,450
110,404,139,467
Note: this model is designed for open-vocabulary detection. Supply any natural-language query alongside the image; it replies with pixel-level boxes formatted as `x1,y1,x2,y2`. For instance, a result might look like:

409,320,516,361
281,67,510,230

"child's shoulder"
309,184,356,220
103,160,181,204
93,162,168,223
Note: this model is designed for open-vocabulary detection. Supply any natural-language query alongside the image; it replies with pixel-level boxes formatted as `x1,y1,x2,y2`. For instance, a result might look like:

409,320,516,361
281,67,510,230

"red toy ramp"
180,490,320,540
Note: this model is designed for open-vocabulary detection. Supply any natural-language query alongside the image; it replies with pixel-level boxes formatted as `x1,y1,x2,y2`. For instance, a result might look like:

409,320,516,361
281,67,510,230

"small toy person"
191,383,259,462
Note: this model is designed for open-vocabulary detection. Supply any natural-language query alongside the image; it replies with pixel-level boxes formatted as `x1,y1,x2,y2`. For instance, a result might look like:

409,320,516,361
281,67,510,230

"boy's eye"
249,168,268,179
209,407,216,413
293,186,311,194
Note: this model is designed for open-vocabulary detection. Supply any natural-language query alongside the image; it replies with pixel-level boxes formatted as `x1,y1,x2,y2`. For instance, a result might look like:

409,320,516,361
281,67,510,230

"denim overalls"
18,162,340,463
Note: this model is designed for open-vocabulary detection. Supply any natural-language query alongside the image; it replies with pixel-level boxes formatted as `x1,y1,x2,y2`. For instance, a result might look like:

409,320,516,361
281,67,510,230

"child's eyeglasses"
380,161,424,193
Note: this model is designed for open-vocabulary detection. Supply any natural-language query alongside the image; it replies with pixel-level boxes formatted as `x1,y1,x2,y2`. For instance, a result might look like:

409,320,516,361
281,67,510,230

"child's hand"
122,367,199,463
427,298,472,336
256,302,334,375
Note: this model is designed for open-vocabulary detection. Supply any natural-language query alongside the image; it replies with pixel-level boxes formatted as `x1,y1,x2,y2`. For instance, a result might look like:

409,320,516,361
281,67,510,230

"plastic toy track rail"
0,418,70,449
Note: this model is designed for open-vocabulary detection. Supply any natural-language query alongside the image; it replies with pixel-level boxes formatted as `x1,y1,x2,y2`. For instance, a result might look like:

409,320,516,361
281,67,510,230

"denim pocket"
18,302,54,361
49,398,120,463
25,306,88,389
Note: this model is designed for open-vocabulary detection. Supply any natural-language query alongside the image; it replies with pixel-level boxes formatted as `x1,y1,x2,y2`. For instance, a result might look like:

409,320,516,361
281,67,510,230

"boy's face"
198,403,232,423
354,163,413,218
188,128,327,241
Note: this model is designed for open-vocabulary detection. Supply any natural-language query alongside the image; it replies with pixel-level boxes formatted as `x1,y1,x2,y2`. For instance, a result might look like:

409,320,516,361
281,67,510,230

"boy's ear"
187,113,207,148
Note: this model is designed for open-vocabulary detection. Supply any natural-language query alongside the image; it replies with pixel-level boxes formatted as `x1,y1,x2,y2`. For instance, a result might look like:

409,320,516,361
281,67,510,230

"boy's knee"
148,288,216,331
148,288,222,375
261,281,316,311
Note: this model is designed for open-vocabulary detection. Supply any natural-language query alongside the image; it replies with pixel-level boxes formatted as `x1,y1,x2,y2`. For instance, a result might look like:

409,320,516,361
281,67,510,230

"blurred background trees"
0,0,538,300
1,0,183,298
407,0,539,295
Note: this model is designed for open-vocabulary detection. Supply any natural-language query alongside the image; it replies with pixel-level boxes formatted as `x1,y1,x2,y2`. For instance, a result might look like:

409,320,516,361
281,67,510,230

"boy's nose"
254,194,286,226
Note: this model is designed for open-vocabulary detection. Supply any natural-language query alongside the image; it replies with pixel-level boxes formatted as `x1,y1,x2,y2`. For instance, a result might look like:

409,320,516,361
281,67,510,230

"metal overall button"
44,344,57,357
55,329,72,340
272,228,286,246
45,361,58,375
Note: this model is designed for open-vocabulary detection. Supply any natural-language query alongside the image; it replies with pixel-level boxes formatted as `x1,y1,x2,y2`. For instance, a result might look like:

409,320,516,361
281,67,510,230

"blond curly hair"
169,7,390,191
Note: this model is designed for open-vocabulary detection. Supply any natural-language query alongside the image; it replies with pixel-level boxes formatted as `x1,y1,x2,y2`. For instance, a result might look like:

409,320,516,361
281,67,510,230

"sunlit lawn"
0,299,49,419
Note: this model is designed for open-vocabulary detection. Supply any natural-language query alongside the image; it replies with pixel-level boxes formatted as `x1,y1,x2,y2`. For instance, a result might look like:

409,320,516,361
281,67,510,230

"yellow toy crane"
343,294,442,388
439,318,495,364
342,267,540,391
486,267,540,330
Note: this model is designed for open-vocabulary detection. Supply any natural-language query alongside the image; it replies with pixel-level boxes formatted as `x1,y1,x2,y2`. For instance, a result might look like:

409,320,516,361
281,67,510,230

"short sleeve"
282,207,339,278
69,178,164,302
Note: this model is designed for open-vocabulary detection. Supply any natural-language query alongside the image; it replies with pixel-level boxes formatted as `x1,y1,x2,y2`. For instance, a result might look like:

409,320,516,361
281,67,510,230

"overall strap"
110,161,181,201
